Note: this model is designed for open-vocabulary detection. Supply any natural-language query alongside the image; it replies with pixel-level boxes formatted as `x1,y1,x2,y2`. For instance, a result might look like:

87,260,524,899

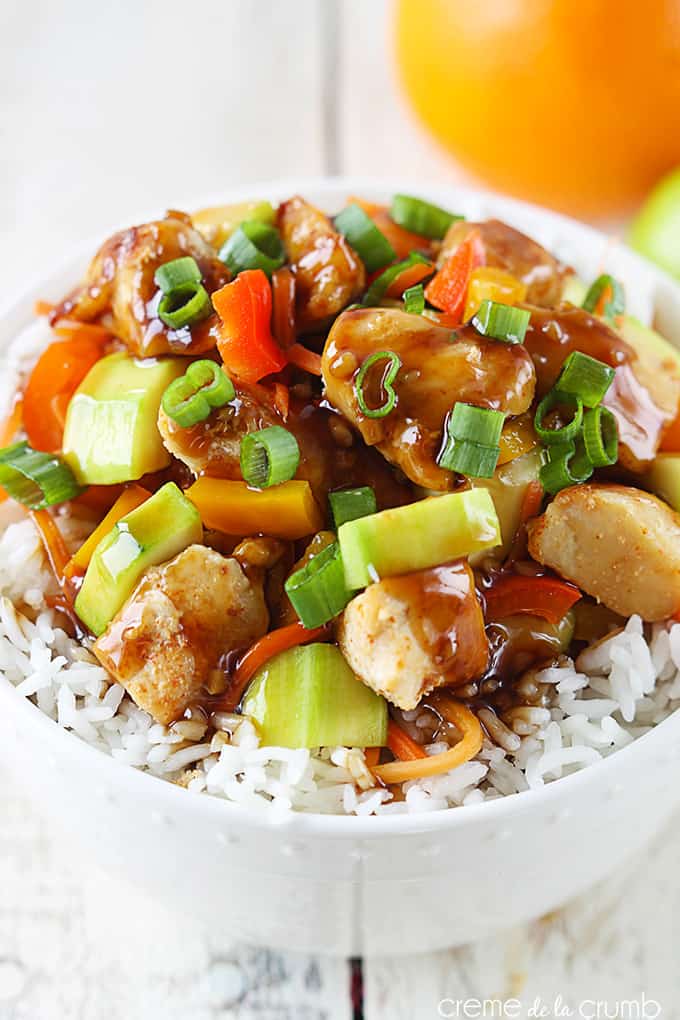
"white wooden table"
1,2,679,1016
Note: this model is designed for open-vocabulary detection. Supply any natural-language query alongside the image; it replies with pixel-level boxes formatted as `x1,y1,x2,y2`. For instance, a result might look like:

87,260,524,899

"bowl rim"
2,174,680,838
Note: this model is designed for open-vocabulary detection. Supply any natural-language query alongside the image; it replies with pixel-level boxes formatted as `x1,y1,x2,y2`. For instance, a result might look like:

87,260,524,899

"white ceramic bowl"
2,179,680,958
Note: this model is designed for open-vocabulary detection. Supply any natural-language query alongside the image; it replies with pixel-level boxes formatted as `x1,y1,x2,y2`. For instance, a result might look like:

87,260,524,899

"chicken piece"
94,545,268,725
524,305,680,472
322,307,536,490
527,484,680,621
51,213,229,357
158,384,412,508
337,561,488,710
439,219,571,306
278,196,365,332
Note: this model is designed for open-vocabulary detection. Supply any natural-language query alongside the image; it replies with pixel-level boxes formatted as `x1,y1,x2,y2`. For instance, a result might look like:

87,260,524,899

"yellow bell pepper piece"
497,412,538,466
186,478,324,540
464,267,528,322
192,200,276,249
68,484,151,573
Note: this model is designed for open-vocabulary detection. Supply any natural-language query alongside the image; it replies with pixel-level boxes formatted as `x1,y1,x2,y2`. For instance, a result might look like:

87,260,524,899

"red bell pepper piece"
424,230,485,320
213,269,288,384
484,573,581,625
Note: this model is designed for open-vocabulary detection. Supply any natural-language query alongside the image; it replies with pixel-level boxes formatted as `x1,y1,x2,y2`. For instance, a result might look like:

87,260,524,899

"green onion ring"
362,252,430,307
219,220,285,278
161,360,235,428
284,540,353,628
154,256,202,294
354,351,402,419
389,194,463,240
240,426,300,488
539,441,594,495
582,405,619,467
334,204,396,273
329,486,377,529
158,283,212,330
0,442,84,509
534,390,584,445
555,350,616,407
471,300,531,344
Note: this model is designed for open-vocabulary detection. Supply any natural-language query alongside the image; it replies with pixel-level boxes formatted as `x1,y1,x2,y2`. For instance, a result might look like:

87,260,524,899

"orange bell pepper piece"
186,478,323,540
212,269,288,383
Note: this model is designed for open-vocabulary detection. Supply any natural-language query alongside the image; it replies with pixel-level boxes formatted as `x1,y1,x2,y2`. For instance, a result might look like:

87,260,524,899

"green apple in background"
629,168,680,279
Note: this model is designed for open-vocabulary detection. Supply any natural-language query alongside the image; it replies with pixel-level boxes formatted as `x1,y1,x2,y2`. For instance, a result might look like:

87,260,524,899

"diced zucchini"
242,643,387,748
646,454,680,512
63,353,185,485
470,449,542,562
75,482,202,636
338,488,501,589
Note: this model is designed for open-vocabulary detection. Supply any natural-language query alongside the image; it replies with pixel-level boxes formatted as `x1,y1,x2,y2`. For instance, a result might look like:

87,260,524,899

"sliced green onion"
154,256,202,294
334,204,396,273
158,283,212,330
539,441,593,495
438,403,505,478
329,486,377,529
284,541,353,628
0,442,83,509
447,402,505,445
534,389,584,445
582,406,619,467
582,274,625,319
161,360,235,428
362,252,430,306
403,284,425,315
555,350,616,407
354,351,402,419
471,300,531,344
389,194,463,240
219,220,285,278
240,426,300,488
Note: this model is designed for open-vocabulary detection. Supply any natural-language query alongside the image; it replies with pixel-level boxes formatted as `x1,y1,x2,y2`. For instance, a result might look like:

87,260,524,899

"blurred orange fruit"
394,0,680,218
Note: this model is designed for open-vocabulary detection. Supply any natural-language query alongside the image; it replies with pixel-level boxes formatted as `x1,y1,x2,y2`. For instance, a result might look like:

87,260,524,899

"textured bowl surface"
2,179,680,956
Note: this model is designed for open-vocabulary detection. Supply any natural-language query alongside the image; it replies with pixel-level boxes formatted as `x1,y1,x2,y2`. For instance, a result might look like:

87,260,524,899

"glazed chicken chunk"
94,545,268,725
524,304,680,472
439,218,571,307
278,196,366,332
337,561,488,710
322,307,536,489
527,484,680,621
51,214,229,358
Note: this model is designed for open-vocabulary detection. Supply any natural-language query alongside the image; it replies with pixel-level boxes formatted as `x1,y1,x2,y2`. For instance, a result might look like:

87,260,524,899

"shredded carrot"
0,399,23,446
217,621,329,712
372,697,482,784
52,319,112,342
287,343,322,376
386,719,428,761
273,382,290,421
29,509,71,592
34,300,55,317
363,747,381,768
271,267,297,349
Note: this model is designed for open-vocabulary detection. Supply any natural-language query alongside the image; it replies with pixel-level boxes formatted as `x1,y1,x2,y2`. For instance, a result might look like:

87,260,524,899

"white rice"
1,514,679,816
2,324,680,816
